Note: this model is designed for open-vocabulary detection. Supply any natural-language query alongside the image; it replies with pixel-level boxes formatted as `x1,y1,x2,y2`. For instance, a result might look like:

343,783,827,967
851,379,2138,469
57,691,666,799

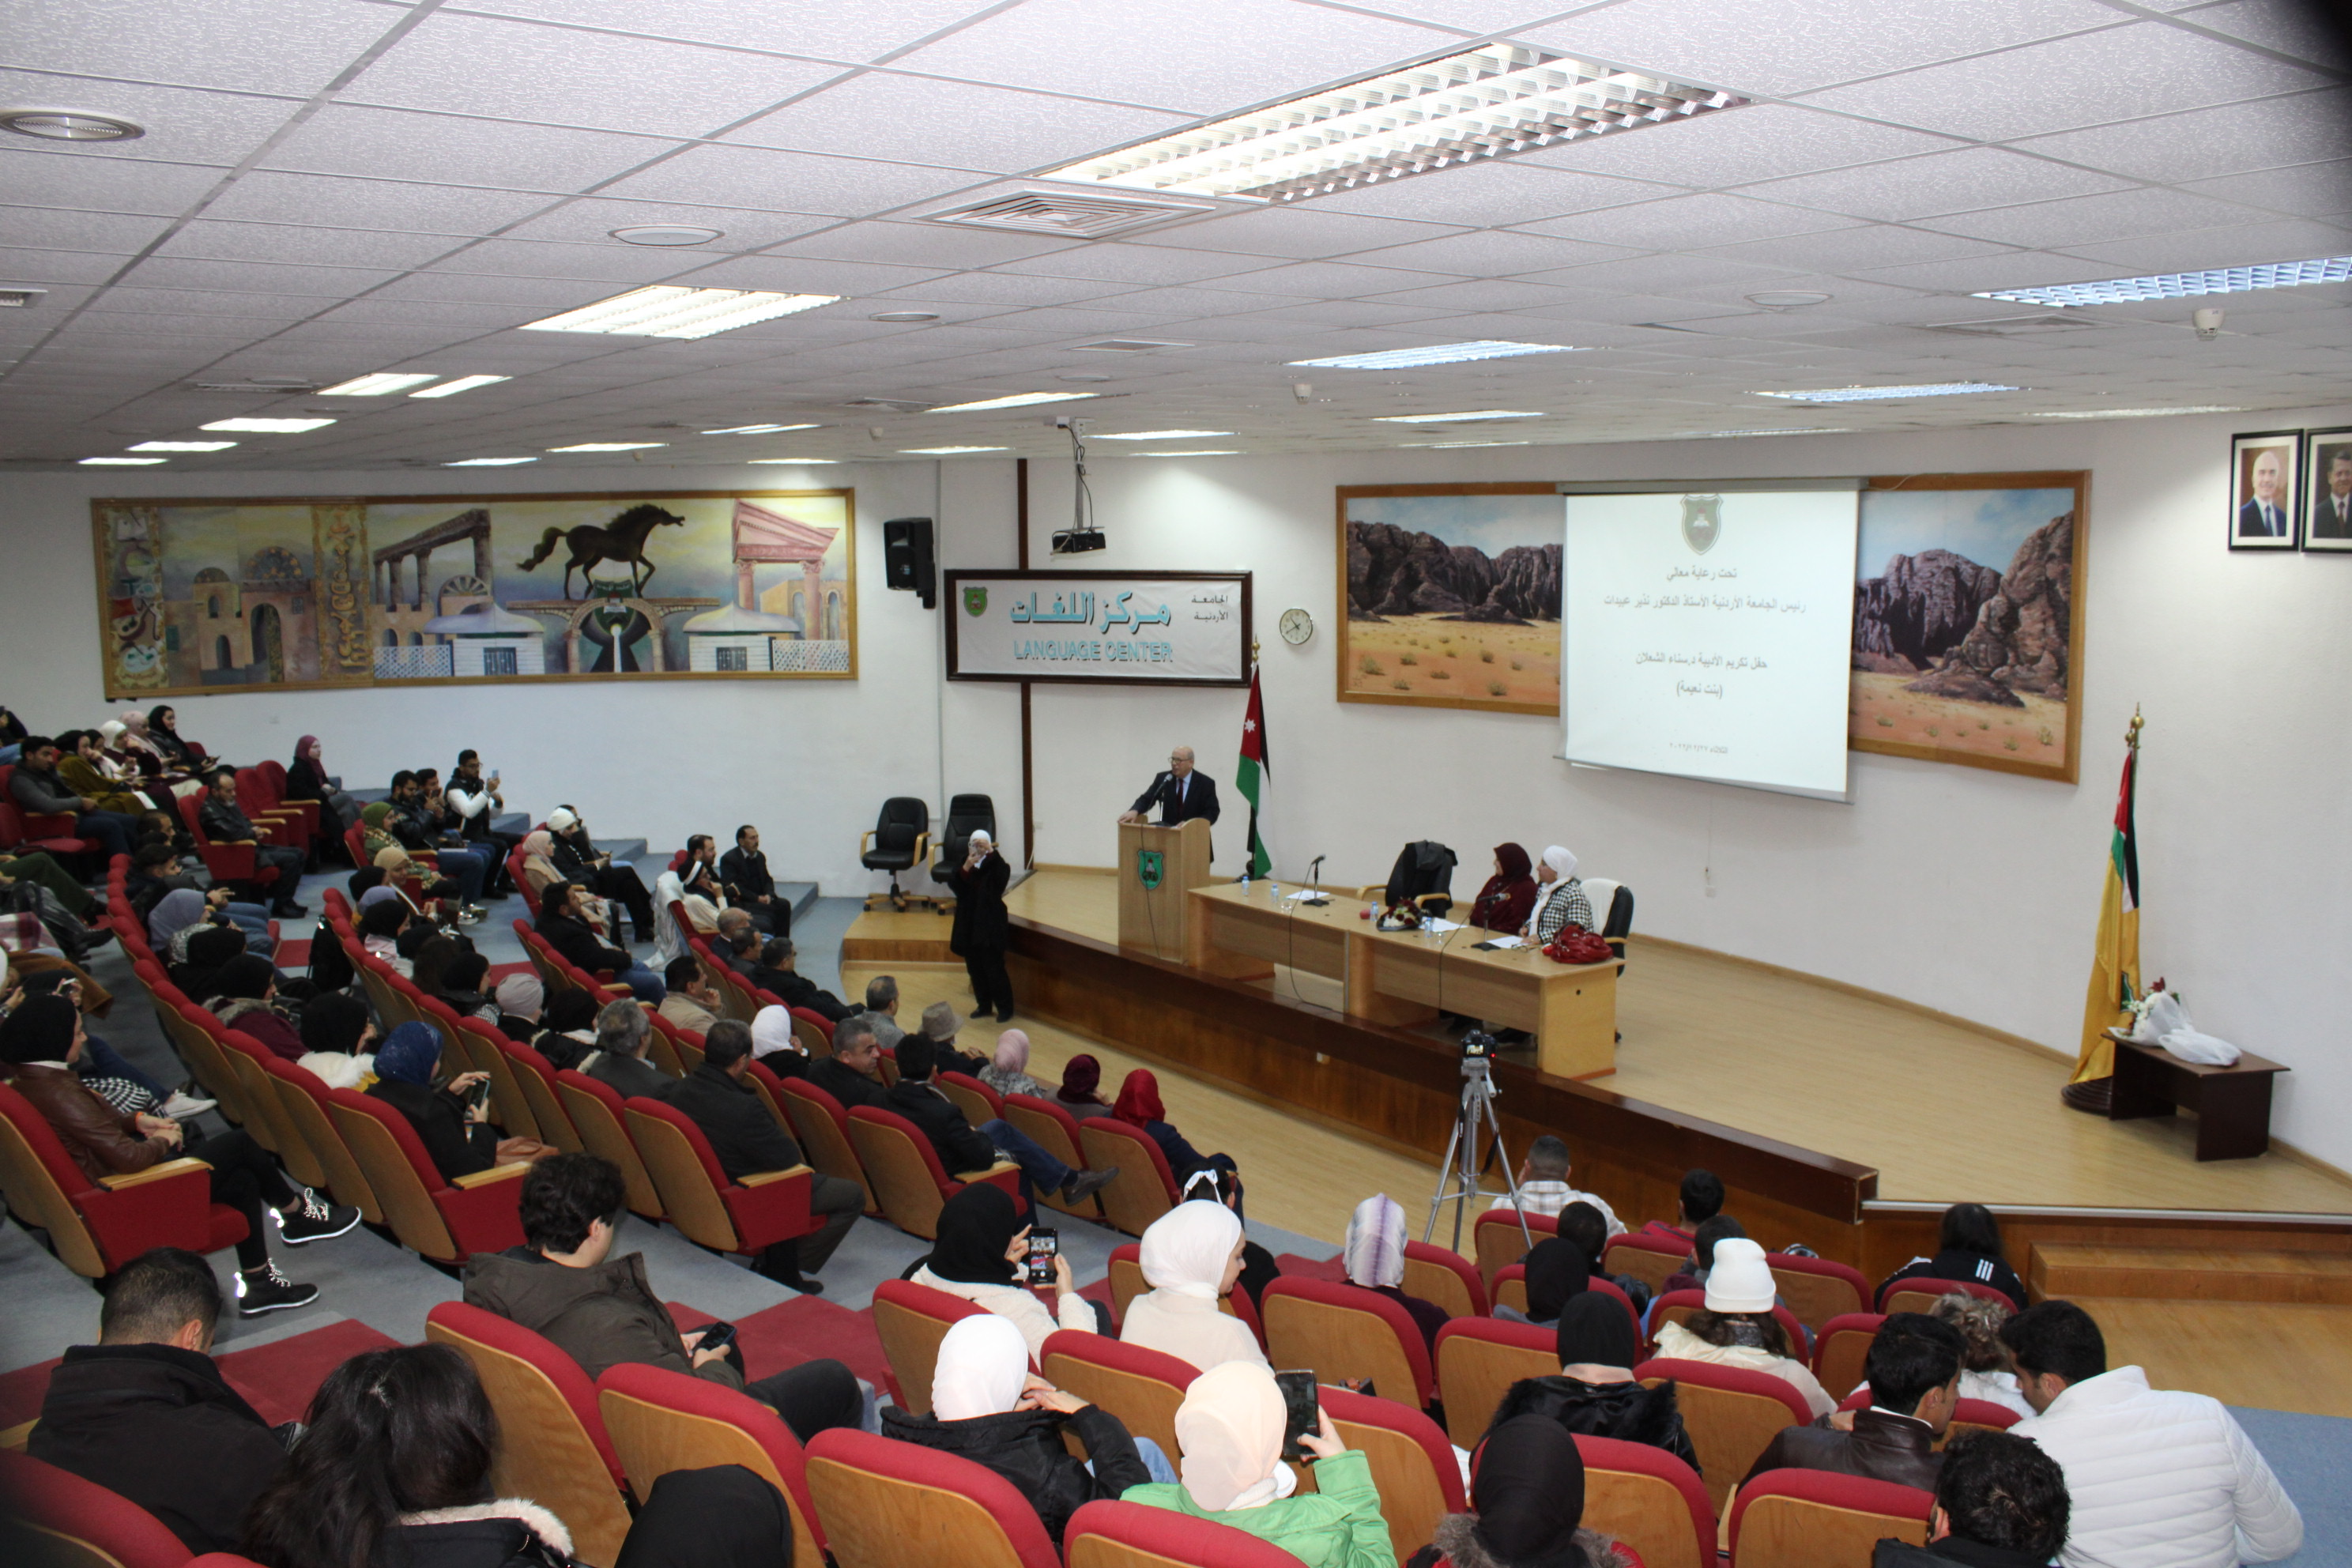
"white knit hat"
1702,1238,1777,1314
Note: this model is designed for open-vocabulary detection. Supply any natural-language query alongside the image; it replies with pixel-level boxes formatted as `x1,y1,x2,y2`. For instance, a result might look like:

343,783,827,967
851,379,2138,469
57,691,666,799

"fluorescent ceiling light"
1977,255,2352,308
523,285,837,339
1134,450,1241,457
81,455,166,465
548,442,666,452
748,458,840,464
446,457,537,466
1754,383,2017,403
2030,406,2243,419
929,392,1098,413
1096,429,1234,440
1042,43,1741,203
318,371,438,396
409,375,509,399
201,416,335,432
901,446,1008,454
1412,439,1534,448
1374,409,1546,424
1291,341,1581,370
703,423,820,435
129,439,236,451
1675,427,1849,438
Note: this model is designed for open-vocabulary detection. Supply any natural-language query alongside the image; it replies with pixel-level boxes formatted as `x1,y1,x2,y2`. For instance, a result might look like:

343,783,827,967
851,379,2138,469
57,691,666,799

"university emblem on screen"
963,585,988,616
1136,849,1163,890
1681,494,1723,555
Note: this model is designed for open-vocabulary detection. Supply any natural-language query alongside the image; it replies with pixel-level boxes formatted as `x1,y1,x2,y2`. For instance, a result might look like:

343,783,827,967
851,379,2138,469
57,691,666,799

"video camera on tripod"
1425,1029,1532,1253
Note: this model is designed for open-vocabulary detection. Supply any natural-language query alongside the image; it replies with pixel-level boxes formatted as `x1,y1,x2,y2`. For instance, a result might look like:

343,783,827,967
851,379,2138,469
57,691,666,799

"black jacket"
719,846,774,904
749,964,855,1023
1491,1374,1702,1475
663,1062,805,1182
1878,1250,2026,1308
810,1056,888,1111
880,1404,1150,1545
537,910,633,977
947,853,1010,955
887,1078,997,1174
197,795,261,843
585,1050,672,1102
1129,768,1219,826
368,1076,496,1182
387,1510,573,1568
28,1343,287,1554
389,797,443,850
1872,1537,2053,1568
1742,1408,1941,1494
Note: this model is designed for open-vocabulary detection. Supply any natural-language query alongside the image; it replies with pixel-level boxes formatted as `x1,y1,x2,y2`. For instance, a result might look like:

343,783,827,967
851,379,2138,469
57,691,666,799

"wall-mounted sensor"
2193,308,2224,340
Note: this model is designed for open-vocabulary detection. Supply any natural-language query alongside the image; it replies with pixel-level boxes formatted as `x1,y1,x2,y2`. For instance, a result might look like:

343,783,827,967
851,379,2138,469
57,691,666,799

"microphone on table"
1301,854,1329,906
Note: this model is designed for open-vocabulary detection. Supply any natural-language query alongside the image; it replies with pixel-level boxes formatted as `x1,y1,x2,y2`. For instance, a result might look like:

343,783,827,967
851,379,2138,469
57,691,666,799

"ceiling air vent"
0,288,47,308
1073,338,1194,352
924,190,1219,239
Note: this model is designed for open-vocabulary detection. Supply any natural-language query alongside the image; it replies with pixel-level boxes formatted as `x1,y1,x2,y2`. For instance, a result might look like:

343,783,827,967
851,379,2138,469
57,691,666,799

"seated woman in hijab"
1111,1068,1236,1186
295,991,378,1090
1181,1167,1280,1311
493,973,545,1044
147,885,275,964
1407,1415,1638,1568
206,954,305,1063
1522,846,1596,944
1487,1293,1698,1470
533,989,601,1070
979,1029,1047,1100
435,950,499,1025
168,923,248,1001
366,1022,496,1183
284,734,360,842
1468,842,1539,934
1493,1238,1590,1331
906,1182,1096,1363
1056,1054,1118,1120
1122,1200,1267,1373
143,705,213,774
1122,1361,1390,1568
883,1315,1163,1544
748,1004,809,1080
355,895,414,974
111,708,166,778
546,806,654,943
1649,1238,1833,1417
1342,1193,1452,1353
517,830,567,910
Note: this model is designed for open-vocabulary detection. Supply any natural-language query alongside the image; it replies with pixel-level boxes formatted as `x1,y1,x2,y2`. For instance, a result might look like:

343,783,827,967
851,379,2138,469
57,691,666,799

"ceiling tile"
0,247,135,284
116,254,401,295
1347,228,1643,276
451,0,997,65
1920,187,2278,249
345,15,846,138
196,172,561,235
1363,277,1601,311
767,220,1078,270
1302,162,1686,225
986,243,1288,286
1514,0,2116,97
1704,224,2012,270
1797,23,2328,142
2180,157,2352,219
1204,258,1460,299
1514,192,1860,249
889,0,1452,115
1737,149,2138,225
1850,250,2154,293
2056,217,2352,272
156,220,463,269
594,144,985,215
371,271,638,306
722,72,1189,175
2010,87,2352,183
314,297,548,329
0,0,394,94
1132,206,1468,259
0,207,172,254
1080,281,1314,315
1531,251,1791,292
0,150,227,216
426,236,713,281
2179,0,2352,70
499,198,832,249
664,254,948,295
873,270,1135,307
261,104,675,190
1517,104,1960,189
0,69,300,166
63,285,318,318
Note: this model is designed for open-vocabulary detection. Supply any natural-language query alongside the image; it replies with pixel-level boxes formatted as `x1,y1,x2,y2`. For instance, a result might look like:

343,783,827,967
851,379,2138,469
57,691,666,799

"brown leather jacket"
1742,1406,1942,1493
9,1063,171,1182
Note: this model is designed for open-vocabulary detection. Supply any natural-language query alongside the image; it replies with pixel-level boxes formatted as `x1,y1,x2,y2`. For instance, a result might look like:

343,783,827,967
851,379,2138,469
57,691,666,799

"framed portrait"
1850,471,2089,784
2228,431,2301,550
1336,482,1562,714
2301,428,2352,552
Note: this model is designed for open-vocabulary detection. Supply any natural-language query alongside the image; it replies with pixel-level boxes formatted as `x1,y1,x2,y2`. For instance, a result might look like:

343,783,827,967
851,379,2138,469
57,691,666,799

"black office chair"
1381,839,1458,916
1581,877,1634,974
859,797,932,911
929,793,998,914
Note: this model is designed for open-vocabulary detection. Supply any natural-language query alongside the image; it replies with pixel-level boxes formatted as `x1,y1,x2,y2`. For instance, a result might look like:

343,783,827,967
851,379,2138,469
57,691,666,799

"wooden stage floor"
850,869,2352,1219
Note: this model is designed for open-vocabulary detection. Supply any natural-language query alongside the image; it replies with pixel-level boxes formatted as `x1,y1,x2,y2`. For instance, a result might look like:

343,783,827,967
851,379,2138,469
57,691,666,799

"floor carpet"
1,1317,398,1431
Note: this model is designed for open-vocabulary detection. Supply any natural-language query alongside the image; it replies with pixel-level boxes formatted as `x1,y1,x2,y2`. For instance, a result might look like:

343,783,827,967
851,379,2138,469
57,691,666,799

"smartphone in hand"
1026,1228,1060,1287
1275,1370,1321,1460
695,1320,738,1355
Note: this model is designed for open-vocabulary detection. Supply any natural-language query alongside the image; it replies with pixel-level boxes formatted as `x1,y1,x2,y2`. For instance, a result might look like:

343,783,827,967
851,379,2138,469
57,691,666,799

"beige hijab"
1173,1361,1287,1512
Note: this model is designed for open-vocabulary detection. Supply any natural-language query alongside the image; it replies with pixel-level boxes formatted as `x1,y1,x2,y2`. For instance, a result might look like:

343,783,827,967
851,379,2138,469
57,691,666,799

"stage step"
2031,1242,2352,1304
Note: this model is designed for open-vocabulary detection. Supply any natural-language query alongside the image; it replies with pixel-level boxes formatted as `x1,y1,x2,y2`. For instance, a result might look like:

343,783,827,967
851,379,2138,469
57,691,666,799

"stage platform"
842,869,2352,1273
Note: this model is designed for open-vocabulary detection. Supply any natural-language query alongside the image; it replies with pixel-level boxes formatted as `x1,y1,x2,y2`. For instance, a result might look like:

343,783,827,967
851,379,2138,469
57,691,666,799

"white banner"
945,571,1251,685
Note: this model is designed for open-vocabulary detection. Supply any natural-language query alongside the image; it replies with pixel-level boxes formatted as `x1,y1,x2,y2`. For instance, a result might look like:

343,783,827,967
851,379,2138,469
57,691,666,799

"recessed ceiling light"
929,392,1099,413
446,457,537,466
201,416,336,432
0,107,144,141
1133,450,1241,457
524,285,839,340
1977,255,2352,307
409,375,509,399
901,446,1010,454
0,288,48,308
129,440,236,451
2030,406,2244,419
1673,427,1849,438
81,455,166,466
610,224,723,247
1057,373,1114,383
318,371,439,396
1097,429,1234,440
1040,43,1742,202
548,442,667,452
748,458,841,464
1755,383,2017,403
1374,409,1547,424
1292,341,1581,370
1746,292,1831,308
703,423,820,435
1412,439,1535,448
869,311,940,322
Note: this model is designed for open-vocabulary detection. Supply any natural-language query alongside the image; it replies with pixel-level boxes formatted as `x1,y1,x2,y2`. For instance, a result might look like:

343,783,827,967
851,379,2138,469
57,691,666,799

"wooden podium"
1118,820,1212,961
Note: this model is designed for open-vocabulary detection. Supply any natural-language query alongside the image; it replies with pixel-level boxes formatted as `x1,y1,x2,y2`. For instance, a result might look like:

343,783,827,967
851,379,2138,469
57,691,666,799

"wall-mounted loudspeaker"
884,517,937,609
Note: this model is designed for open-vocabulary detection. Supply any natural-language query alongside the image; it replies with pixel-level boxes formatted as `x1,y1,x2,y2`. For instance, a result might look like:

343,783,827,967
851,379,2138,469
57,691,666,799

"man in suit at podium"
1119,746,1221,835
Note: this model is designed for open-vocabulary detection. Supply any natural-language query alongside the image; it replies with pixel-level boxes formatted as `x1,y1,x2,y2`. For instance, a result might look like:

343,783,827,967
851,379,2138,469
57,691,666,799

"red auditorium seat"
0,1081,247,1280
595,1362,827,1568
555,1069,665,1220
1576,1434,1715,1568
1433,1316,1559,1446
1491,1265,1642,1341
1262,1276,1437,1409
1472,1204,1557,1288
1766,1252,1871,1330
1074,1117,1178,1238
1064,1498,1307,1568
1647,1289,1807,1360
502,1038,582,1153
805,1427,1061,1568
778,1075,879,1215
871,1277,994,1412
844,1104,1019,1241
1633,1358,1815,1515
1403,1238,1488,1318
0,1449,191,1568
1834,1385,2021,1443
998,1092,1098,1219
176,793,283,893
1320,1385,1464,1562
1879,1276,2020,1315
261,1056,382,1223
1038,1328,1197,1461
326,1089,526,1265
937,1069,1001,1127
789,1006,835,1055
1602,1229,1691,1295
1811,1313,1887,1400
1728,1469,1932,1567
622,1095,816,1262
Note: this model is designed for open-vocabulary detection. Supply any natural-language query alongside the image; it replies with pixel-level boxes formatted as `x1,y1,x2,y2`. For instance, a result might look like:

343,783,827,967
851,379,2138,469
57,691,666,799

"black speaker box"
883,516,936,609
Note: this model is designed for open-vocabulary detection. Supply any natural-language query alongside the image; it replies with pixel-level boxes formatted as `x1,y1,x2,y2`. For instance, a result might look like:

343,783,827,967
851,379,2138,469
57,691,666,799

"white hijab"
1540,845,1577,882
930,1314,1030,1421
970,828,994,854
750,1004,800,1060
1174,1361,1288,1512
1344,1193,1408,1290
1140,1200,1242,1301
652,870,688,965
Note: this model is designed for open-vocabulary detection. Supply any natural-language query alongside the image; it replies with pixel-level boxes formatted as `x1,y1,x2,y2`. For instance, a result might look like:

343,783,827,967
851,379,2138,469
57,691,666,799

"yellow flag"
2071,748,2140,1084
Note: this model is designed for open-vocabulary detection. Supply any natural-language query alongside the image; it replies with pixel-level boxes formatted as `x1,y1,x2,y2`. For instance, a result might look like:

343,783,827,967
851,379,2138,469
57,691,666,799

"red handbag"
1542,924,1613,966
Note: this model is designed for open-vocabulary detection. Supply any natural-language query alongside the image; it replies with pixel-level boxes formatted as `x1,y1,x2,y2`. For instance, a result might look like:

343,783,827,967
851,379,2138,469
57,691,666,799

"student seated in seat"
1743,1311,1965,1492
1121,1199,1268,1373
1871,1430,2072,1568
1650,1238,1833,1417
658,955,722,1035
1408,1415,1638,1568
30,1247,292,1555
367,1023,498,1184
537,880,663,1004
493,973,545,1046
463,1152,868,1442
808,1014,888,1109
1486,1134,1623,1234
1489,1287,1698,1471
907,1182,1098,1361
1341,1193,1450,1354
745,937,854,1023
888,1034,1117,1216
1556,1200,1653,1318
1878,1202,2027,1309
1636,1167,1723,1251
579,999,671,1101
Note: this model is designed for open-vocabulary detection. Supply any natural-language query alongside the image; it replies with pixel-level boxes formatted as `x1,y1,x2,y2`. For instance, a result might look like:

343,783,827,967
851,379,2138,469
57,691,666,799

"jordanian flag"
2071,743,2142,1084
1236,664,1272,878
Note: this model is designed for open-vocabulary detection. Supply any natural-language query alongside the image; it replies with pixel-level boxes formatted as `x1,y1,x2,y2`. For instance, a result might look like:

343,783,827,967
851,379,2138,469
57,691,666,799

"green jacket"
1120,1449,1392,1568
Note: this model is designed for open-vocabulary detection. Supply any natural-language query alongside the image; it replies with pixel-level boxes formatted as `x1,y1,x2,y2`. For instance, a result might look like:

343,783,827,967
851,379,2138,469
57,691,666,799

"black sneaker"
275,1188,361,1246
970,1004,991,1018
1063,1167,1119,1204
236,1263,320,1316
271,899,310,918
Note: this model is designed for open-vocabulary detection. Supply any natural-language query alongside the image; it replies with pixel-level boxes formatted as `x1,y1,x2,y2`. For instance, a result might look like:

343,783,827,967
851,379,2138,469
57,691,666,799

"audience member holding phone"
905,1182,1099,1361
363,1023,498,1184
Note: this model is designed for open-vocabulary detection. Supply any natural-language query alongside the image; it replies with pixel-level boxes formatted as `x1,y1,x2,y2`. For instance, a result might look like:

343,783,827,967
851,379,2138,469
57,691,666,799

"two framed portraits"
2230,428,2352,552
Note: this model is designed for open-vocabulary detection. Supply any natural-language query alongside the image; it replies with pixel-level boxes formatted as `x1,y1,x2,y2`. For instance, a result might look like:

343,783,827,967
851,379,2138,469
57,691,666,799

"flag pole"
2061,705,2145,1115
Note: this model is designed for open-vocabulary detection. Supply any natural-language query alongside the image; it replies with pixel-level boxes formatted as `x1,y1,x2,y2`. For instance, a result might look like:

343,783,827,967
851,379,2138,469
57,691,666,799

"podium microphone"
1301,854,1329,906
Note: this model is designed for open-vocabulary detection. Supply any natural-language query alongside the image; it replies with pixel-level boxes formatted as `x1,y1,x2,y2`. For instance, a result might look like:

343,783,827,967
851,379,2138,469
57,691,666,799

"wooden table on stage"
1185,881,1618,1079
2106,1031,2290,1162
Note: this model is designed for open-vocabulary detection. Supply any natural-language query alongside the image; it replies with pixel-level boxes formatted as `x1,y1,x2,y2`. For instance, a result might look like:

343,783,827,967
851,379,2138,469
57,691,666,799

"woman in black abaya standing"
946,828,1012,1023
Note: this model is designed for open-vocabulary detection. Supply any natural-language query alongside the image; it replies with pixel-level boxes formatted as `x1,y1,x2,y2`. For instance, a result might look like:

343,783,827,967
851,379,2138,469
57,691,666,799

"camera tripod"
1424,1052,1533,1256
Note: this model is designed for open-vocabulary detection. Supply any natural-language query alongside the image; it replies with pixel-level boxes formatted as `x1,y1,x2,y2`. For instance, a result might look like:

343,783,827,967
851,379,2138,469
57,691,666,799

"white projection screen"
1562,486,1860,801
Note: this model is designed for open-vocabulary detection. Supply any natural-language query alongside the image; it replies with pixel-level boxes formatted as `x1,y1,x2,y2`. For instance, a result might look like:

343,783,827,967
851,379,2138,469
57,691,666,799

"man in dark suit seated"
661,1020,864,1293
886,1034,1118,1211
197,767,308,918
1741,1312,1964,1492
720,824,787,936
809,1015,888,1110
581,999,672,1101
1118,744,1220,839
748,936,857,1023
